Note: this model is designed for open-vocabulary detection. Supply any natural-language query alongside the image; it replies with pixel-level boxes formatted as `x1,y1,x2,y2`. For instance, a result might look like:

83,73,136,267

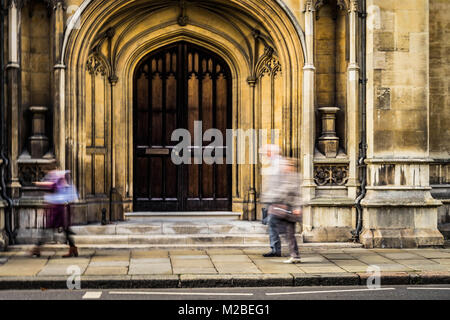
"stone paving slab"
353,254,396,265
89,260,130,267
250,259,304,274
131,250,168,258
377,252,424,260
321,253,355,260
374,264,414,272
46,258,91,265
411,250,450,259
172,267,217,274
298,264,346,274
432,259,450,265
130,258,170,264
206,248,244,255
38,264,89,276
329,259,369,273
209,254,252,262
84,266,128,276
169,249,206,255
128,263,172,275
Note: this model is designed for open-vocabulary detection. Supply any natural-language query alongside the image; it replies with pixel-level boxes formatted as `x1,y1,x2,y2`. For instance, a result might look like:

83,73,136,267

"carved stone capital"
109,74,118,86
304,0,315,12
247,76,257,87
349,0,358,13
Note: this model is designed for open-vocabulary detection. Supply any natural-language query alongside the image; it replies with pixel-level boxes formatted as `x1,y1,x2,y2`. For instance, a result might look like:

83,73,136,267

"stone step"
71,233,301,246
8,242,364,251
63,221,364,249
67,220,306,249
70,221,269,235
124,211,242,221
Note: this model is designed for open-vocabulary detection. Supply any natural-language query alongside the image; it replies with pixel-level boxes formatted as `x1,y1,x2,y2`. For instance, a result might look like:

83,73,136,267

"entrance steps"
69,220,281,248
59,219,364,250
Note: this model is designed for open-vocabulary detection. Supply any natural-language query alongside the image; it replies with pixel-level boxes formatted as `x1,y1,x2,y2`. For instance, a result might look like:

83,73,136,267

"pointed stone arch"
59,0,306,219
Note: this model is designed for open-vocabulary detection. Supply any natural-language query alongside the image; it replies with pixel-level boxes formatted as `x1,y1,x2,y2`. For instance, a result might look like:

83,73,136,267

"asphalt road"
0,285,449,300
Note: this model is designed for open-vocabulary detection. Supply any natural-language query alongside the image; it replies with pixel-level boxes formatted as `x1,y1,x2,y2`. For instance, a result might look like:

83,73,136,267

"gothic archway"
60,0,306,220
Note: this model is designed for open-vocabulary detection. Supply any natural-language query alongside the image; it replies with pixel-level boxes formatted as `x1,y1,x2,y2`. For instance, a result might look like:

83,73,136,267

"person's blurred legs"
30,227,44,257
263,215,282,257
63,205,78,258
30,241,42,257
62,228,78,258
261,207,268,225
283,222,300,263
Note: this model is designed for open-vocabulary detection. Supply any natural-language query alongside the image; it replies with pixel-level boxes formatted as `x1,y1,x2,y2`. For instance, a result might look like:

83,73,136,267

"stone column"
346,0,360,199
6,0,21,198
301,1,316,236
247,77,257,221
52,0,66,169
109,75,122,221
301,1,316,203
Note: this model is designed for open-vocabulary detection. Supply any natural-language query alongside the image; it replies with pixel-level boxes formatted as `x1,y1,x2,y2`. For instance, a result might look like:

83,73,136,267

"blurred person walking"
259,144,282,225
260,158,303,263
31,170,79,258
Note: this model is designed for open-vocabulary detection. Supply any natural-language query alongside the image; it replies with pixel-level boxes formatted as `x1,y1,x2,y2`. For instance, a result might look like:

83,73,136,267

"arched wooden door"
133,42,232,211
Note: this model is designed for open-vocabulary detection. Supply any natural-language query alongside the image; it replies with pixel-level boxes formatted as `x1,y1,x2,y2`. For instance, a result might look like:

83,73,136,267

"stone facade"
0,0,448,248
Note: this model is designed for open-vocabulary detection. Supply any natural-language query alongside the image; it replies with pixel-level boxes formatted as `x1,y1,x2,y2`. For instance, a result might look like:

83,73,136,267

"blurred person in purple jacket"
31,170,79,258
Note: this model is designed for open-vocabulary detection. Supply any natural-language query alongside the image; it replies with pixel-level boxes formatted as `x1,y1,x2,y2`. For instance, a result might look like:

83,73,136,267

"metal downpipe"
0,0,14,245
353,0,367,242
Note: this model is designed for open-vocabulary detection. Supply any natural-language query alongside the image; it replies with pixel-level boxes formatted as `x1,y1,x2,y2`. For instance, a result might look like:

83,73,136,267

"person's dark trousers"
268,214,284,255
65,229,75,247
284,221,300,258
262,207,268,225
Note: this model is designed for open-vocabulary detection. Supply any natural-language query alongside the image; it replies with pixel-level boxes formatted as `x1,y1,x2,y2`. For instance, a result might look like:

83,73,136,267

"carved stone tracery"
314,164,349,186
19,162,56,186
86,55,106,76
306,0,356,12
255,45,281,78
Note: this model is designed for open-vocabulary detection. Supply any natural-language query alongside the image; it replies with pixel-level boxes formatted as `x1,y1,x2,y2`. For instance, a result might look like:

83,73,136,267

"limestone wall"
367,0,429,158
429,0,450,237
429,0,450,158
361,0,444,247
20,3,52,154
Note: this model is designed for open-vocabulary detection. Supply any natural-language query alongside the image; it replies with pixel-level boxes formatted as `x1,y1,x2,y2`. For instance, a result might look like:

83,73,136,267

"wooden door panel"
134,42,231,211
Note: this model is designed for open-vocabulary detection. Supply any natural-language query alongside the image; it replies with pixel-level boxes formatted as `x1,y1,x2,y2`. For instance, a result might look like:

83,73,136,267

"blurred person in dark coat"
260,158,303,263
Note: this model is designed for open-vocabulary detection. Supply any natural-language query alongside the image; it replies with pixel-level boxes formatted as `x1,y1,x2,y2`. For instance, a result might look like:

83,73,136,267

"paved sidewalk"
1,246,450,289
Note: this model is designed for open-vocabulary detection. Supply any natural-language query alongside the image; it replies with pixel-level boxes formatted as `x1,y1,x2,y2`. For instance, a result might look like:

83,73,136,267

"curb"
0,272,449,290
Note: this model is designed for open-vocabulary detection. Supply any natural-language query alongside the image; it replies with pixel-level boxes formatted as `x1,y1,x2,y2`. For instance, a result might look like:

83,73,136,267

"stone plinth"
317,107,340,158
360,160,445,248
28,106,49,158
